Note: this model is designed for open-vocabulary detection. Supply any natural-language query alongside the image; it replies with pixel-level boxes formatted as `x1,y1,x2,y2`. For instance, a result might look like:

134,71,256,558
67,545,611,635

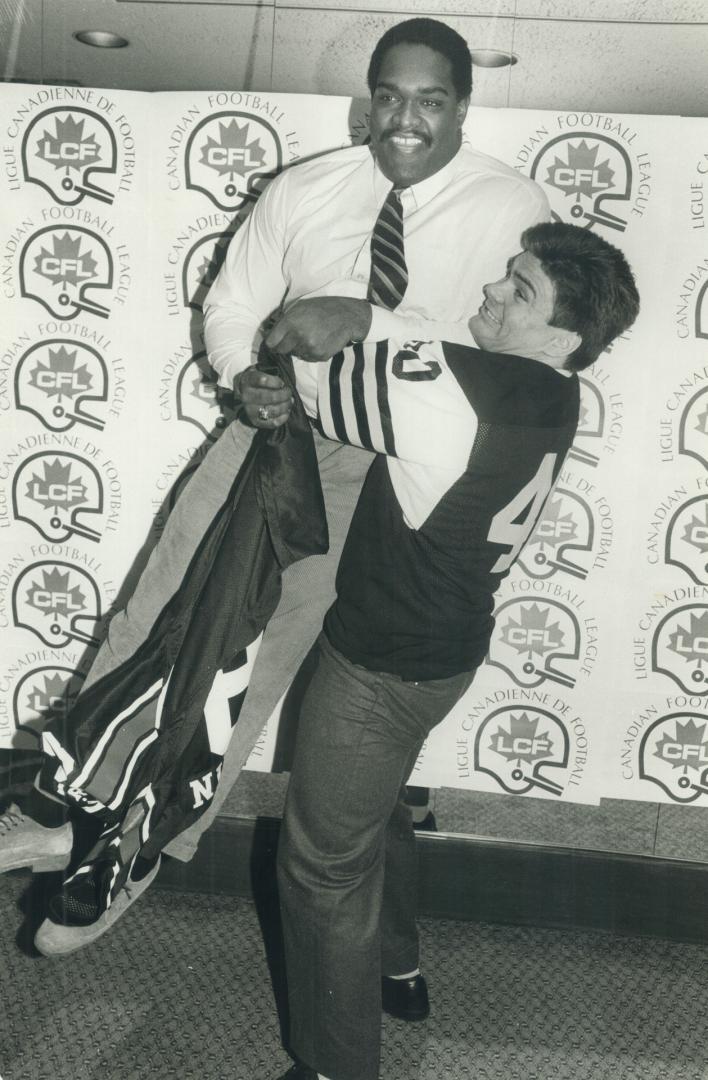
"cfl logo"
551,167,611,190
204,147,261,169
38,255,93,279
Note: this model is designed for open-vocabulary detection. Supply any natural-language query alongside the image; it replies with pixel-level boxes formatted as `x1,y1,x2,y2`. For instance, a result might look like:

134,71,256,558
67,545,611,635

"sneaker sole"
35,855,161,956
0,851,71,874
31,852,71,873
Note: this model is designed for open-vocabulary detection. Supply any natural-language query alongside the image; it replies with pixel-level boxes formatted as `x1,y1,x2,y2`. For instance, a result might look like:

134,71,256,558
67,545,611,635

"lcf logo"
13,665,85,739
652,605,708,694
12,451,104,543
21,107,117,205
185,112,282,212
474,707,569,797
664,495,708,585
20,227,113,319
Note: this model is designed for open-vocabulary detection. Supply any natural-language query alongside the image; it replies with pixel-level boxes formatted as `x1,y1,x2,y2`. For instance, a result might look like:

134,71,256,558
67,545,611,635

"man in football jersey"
271,221,640,1080
1,16,547,947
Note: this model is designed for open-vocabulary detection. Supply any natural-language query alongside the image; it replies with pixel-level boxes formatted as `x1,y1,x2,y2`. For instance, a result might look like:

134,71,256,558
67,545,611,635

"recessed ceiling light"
74,29,129,49
470,49,518,68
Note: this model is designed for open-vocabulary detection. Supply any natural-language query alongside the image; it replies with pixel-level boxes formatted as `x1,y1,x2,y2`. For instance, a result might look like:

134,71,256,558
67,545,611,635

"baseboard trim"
156,815,708,944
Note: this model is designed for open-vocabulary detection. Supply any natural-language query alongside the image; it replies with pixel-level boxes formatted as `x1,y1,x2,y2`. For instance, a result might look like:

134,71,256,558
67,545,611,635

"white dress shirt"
203,140,549,410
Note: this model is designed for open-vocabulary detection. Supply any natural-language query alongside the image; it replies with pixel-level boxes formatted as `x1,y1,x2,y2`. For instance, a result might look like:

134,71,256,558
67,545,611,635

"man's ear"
456,95,470,127
545,329,581,362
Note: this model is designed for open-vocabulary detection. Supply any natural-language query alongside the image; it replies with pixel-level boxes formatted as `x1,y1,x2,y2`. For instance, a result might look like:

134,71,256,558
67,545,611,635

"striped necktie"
367,186,408,310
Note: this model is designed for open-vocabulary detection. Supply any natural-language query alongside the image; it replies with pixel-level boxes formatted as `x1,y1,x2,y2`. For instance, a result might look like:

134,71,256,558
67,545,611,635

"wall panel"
271,7,515,106
507,19,708,116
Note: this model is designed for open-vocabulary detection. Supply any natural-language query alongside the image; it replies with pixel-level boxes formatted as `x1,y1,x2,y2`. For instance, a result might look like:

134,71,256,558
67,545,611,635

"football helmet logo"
665,494,708,585
678,386,708,470
652,604,708,694
176,352,237,440
13,666,85,740
567,376,604,468
517,488,593,581
530,133,632,233
486,598,581,690
13,560,102,647
13,451,104,543
20,226,113,319
181,231,233,311
696,281,708,341
639,712,708,802
15,340,108,432
185,111,281,212
22,107,117,205
475,706,569,797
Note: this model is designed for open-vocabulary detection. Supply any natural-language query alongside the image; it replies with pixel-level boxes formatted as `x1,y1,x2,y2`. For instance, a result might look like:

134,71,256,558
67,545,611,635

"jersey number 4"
488,452,557,574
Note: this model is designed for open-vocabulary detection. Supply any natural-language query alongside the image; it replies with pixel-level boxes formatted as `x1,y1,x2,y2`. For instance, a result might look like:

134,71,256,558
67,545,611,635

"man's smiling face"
369,43,468,188
468,250,576,365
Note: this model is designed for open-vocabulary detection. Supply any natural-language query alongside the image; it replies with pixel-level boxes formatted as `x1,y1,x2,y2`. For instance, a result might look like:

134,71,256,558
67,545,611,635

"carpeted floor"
1,870,708,1080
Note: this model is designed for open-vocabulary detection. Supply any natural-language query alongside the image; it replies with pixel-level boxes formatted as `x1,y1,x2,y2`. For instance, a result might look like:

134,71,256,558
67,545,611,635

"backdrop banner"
1,84,705,809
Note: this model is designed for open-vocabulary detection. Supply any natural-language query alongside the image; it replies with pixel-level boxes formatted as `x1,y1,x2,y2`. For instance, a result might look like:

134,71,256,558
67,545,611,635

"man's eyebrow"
418,85,450,96
509,259,537,298
376,80,450,96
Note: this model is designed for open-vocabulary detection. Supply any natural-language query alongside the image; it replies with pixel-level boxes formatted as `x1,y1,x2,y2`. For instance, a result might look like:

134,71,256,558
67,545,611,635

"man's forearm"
366,306,473,346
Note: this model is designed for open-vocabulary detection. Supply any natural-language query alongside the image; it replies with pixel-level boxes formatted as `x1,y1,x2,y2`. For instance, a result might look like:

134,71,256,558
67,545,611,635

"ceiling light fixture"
74,29,129,49
470,49,517,68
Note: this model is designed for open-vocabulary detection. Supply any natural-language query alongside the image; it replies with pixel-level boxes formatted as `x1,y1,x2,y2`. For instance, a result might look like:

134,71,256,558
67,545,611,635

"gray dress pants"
277,634,474,1080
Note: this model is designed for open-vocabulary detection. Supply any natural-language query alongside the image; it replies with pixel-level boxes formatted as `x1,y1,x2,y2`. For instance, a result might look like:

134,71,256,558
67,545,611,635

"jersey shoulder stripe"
316,340,398,457
374,340,396,456
350,344,373,449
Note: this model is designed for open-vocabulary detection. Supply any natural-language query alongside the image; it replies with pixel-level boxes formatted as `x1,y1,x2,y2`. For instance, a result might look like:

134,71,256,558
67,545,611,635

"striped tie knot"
367,186,408,311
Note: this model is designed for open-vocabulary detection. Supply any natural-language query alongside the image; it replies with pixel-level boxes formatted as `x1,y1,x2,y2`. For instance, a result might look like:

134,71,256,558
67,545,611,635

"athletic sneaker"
0,803,72,873
35,855,162,955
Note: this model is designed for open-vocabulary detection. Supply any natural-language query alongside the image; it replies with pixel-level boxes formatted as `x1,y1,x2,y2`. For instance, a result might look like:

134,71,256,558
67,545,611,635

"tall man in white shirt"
0,17,547,948
174,15,547,854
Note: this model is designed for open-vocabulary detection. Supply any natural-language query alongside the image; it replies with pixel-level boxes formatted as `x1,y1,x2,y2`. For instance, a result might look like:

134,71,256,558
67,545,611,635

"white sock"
387,967,420,980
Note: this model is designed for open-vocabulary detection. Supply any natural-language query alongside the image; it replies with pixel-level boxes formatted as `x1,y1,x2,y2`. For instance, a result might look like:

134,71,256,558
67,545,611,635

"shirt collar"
371,141,466,214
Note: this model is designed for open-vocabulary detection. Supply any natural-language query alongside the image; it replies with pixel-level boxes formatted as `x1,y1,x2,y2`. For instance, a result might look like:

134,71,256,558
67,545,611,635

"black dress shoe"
275,1064,317,1079
381,973,430,1021
412,810,437,832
